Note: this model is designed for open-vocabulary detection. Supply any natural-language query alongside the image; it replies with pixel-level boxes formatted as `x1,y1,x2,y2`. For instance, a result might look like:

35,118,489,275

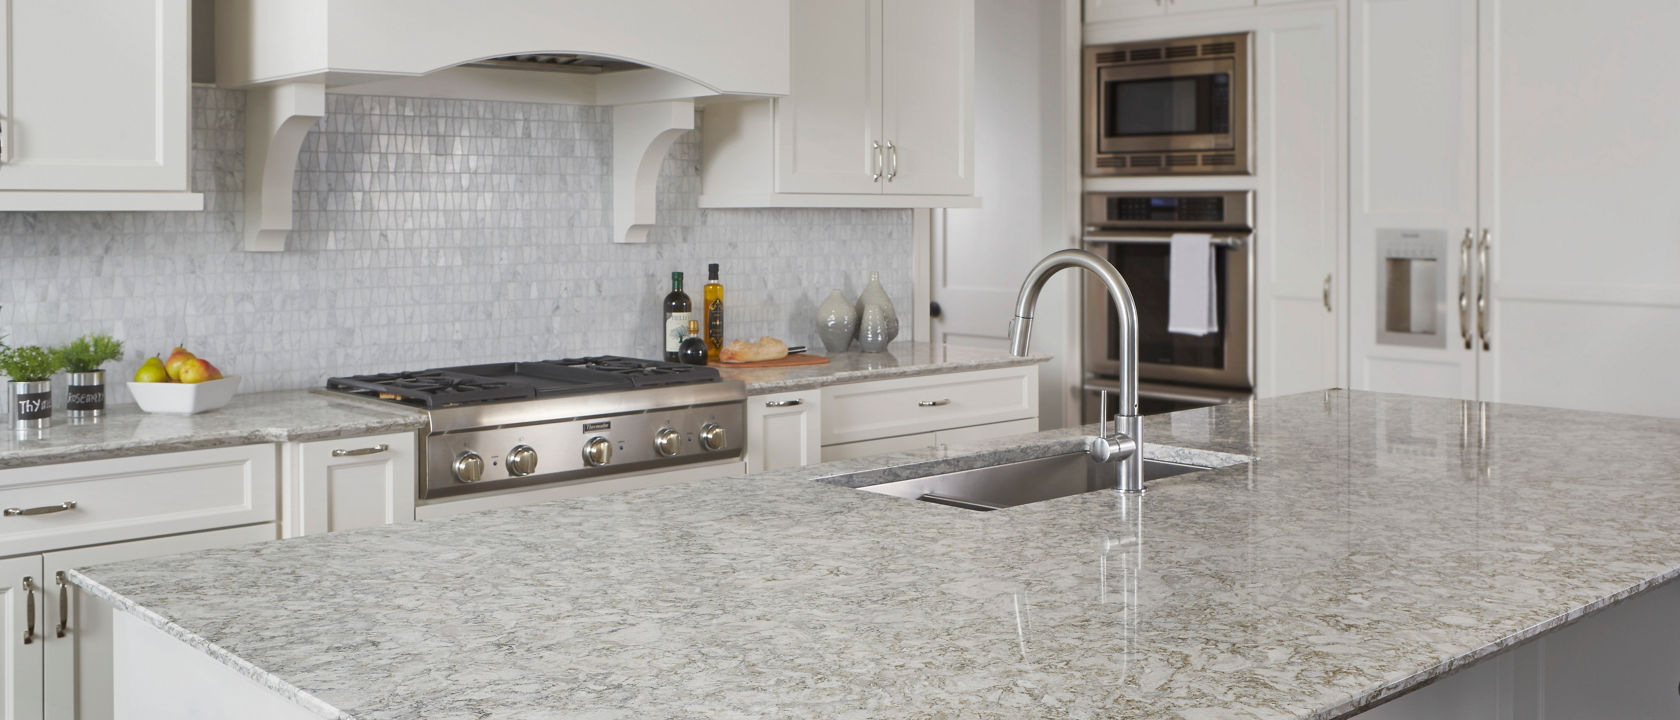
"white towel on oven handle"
1167,233,1217,336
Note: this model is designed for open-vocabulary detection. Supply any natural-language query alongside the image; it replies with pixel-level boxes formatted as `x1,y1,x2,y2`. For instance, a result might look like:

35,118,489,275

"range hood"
215,0,790,250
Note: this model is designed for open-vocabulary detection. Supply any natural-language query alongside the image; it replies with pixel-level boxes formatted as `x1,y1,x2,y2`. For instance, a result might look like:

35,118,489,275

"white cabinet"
2,557,44,720
39,526,275,720
745,390,822,474
1085,0,1254,24
283,432,418,538
0,446,279,720
819,365,1040,462
700,0,977,208
0,0,199,211
0,445,277,557
1350,0,1680,418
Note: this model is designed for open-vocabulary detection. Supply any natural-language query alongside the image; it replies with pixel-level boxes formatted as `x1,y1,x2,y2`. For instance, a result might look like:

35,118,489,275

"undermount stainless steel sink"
858,453,1208,511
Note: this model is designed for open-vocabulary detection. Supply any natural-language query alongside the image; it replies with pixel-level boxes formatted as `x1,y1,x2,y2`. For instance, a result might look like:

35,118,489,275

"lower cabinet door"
41,524,277,720
288,432,418,537
746,390,822,474
2,555,45,720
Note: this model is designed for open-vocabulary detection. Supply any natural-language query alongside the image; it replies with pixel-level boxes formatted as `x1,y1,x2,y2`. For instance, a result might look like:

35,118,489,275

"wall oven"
1084,33,1250,176
1083,191,1254,416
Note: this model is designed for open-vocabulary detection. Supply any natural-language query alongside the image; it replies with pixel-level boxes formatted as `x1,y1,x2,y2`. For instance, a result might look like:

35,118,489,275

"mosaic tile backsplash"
0,89,912,408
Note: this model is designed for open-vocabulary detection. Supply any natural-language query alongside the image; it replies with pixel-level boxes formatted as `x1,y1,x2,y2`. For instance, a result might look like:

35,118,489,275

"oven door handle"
1083,234,1248,249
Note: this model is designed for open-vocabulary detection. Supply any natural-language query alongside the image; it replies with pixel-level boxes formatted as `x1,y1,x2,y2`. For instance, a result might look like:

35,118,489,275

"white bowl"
127,376,242,414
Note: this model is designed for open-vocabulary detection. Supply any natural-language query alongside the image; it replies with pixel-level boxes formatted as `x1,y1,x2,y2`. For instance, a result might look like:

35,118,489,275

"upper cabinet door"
880,0,974,196
0,0,190,192
775,0,885,195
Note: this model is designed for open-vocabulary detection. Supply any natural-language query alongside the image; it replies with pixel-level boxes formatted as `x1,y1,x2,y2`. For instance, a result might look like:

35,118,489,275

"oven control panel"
421,401,746,499
1084,191,1253,232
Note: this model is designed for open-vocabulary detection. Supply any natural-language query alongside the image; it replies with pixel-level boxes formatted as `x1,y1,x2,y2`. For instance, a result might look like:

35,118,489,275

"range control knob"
452,451,485,483
699,423,727,452
506,444,539,477
582,437,613,467
655,427,682,457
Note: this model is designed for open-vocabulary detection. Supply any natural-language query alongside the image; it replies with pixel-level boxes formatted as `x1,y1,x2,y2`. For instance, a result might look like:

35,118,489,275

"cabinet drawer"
821,365,1038,445
0,445,277,556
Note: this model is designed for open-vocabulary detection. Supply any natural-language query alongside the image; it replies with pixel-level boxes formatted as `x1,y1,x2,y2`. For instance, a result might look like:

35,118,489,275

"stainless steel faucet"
1009,249,1144,493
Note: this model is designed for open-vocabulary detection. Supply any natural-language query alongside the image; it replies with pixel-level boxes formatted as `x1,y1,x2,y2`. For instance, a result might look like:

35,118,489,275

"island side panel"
112,613,322,720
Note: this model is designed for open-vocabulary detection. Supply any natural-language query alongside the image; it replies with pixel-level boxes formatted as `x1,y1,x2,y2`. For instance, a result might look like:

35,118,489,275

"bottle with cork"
703,263,725,361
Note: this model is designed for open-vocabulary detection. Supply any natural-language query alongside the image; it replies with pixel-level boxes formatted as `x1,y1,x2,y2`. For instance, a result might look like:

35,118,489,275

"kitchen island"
70,391,1680,718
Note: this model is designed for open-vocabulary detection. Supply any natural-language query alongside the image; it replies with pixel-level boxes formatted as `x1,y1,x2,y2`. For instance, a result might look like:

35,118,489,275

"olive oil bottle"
662,271,692,362
703,263,725,361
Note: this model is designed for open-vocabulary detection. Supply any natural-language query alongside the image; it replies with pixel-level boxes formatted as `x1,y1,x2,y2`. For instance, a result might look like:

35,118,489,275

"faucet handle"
1098,389,1110,437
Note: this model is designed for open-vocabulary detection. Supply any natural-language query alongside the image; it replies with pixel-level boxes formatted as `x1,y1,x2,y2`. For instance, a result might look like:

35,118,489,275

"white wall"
937,0,1079,429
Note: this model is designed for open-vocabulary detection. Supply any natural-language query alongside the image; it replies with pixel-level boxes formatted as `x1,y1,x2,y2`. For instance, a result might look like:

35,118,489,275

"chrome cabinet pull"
22,576,36,644
1458,228,1473,349
4,500,77,517
871,141,883,182
54,571,68,638
1321,274,1332,312
918,399,951,407
1477,229,1491,351
331,443,389,458
886,141,899,181
765,399,803,408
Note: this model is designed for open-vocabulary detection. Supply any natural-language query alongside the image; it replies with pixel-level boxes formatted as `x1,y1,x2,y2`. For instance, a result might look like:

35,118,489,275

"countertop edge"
1314,570,1680,720
66,567,355,720
736,352,1051,395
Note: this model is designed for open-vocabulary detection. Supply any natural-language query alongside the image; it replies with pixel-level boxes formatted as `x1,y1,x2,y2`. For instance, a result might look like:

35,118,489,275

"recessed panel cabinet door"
1348,0,1480,401
881,0,974,196
0,0,190,192
292,433,418,537
1478,0,1680,419
746,391,821,474
1,556,45,720
775,0,884,195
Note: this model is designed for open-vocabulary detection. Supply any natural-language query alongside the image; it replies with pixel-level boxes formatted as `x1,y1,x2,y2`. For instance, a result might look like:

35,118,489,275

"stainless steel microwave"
1084,33,1251,176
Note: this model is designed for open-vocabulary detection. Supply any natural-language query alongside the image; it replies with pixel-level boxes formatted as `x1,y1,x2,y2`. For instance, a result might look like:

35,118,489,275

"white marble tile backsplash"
0,89,912,407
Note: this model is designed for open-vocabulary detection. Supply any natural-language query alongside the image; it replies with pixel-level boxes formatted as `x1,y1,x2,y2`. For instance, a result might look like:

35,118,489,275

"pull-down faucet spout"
1008,249,1144,493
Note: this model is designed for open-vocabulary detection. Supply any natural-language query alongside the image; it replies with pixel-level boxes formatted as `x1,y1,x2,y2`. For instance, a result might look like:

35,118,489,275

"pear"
133,356,169,383
164,346,195,382
177,358,214,385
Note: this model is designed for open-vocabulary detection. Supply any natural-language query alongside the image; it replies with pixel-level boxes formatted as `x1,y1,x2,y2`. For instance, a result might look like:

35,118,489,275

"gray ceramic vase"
816,289,857,353
854,271,899,353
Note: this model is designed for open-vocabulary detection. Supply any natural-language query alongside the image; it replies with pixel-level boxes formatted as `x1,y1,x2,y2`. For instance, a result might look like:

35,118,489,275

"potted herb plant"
1,344,64,430
56,334,124,420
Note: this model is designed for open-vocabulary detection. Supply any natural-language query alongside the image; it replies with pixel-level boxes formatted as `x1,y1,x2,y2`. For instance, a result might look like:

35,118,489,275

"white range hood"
215,0,790,250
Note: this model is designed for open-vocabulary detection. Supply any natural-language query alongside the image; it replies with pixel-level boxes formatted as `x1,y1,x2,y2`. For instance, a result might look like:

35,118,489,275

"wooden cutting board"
716,353,831,369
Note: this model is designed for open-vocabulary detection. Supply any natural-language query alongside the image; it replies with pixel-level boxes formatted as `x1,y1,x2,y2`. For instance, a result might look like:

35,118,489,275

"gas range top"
325,356,744,502
325,356,721,409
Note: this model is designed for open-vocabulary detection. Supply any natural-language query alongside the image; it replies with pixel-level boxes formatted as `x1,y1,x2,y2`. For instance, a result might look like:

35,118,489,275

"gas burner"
324,355,746,502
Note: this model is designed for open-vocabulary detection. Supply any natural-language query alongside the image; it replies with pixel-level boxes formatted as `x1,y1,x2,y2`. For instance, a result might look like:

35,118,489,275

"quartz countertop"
716,341,1050,394
69,391,1680,719
0,390,425,470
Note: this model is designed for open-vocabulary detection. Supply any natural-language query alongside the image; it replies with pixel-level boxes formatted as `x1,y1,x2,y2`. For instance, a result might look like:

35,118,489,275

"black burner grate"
326,356,718,408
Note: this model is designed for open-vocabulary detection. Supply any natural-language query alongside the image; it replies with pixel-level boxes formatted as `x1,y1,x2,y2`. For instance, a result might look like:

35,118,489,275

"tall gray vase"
816,289,857,353
854,271,899,353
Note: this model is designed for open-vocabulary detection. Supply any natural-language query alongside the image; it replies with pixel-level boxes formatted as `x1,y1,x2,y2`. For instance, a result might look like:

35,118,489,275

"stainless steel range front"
326,357,746,501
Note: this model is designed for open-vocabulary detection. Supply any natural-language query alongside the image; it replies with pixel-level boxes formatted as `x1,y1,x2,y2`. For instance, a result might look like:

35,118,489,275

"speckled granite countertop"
717,341,1050,394
70,391,1680,719
0,391,424,470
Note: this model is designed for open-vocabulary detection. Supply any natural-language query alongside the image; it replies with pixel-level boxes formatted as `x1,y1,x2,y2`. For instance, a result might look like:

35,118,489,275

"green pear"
133,356,169,383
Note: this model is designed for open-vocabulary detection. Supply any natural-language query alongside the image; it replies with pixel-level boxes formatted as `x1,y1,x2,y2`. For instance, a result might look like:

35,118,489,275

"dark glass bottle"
662,271,692,362
678,319,709,366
